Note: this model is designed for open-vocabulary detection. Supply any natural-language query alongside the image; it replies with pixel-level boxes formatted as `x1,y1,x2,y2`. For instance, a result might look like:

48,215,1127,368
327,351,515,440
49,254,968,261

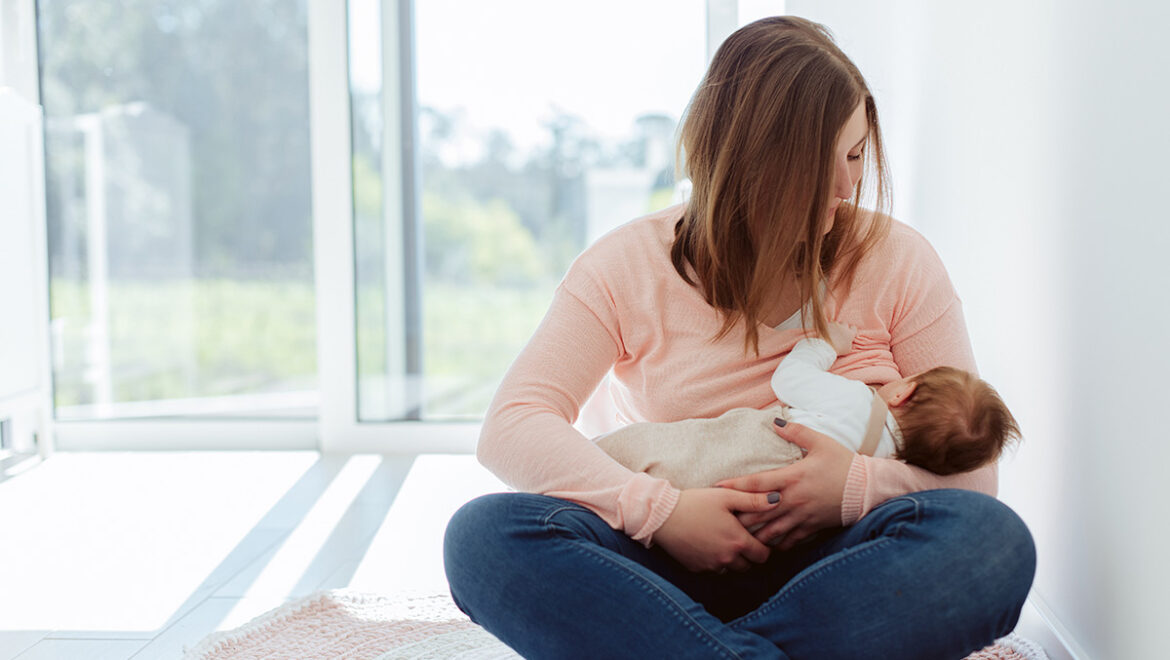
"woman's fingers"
745,431,854,547
715,466,793,492
729,489,782,512
775,527,815,551
735,531,772,565
736,502,784,528
726,556,754,573
753,510,804,546
724,490,778,565
772,420,833,452
769,520,819,550
730,488,786,528
711,491,773,570
715,422,836,492
712,418,854,559
654,488,776,573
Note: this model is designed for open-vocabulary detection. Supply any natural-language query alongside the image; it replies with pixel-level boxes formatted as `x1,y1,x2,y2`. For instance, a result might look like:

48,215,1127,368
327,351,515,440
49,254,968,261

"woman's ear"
886,380,918,407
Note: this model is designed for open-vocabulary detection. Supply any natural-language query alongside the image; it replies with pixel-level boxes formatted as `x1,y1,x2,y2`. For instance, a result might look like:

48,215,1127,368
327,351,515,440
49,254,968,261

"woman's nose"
833,161,855,199
837,154,865,198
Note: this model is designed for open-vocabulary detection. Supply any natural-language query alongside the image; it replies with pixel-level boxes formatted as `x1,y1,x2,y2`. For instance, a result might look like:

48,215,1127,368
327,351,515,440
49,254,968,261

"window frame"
45,0,748,452
313,0,476,453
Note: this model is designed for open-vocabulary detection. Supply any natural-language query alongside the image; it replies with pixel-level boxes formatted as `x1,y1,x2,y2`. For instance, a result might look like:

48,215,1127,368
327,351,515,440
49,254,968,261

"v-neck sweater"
478,204,996,545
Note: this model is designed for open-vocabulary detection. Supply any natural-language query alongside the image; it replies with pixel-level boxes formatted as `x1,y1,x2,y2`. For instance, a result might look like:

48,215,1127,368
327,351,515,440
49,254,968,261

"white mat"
184,590,1047,659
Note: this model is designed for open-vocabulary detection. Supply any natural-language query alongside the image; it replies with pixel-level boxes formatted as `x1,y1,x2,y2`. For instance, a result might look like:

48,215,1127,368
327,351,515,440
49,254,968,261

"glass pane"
349,0,421,422
38,0,317,420
350,0,706,421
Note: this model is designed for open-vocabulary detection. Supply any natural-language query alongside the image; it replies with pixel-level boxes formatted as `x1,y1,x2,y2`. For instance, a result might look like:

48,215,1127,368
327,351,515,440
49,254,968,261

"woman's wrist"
840,454,868,526
640,483,682,547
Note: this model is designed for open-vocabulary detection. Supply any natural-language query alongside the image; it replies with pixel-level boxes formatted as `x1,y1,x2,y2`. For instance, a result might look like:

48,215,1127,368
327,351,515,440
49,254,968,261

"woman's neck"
759,283,805,328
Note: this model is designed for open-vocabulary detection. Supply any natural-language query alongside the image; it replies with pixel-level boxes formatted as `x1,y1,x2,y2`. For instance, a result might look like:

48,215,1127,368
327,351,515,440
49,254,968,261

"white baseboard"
0,389,50,456
1016,593,1090,660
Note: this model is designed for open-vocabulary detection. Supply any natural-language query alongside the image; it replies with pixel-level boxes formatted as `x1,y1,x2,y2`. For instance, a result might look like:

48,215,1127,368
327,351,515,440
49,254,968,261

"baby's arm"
771,336,849,410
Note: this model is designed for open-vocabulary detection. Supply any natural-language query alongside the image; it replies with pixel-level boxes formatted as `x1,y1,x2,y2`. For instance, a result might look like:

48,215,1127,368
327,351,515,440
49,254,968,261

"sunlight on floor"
0,452,320,632
342,455,507,595
229,454,387,600
0,451,506,639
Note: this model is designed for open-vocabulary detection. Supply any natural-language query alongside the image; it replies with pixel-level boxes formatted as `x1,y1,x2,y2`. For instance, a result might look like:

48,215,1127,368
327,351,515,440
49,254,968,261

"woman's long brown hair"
672,16,891,355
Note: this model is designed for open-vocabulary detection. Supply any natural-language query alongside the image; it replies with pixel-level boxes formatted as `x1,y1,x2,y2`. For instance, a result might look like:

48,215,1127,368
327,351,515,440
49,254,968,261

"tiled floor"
0,451,506,659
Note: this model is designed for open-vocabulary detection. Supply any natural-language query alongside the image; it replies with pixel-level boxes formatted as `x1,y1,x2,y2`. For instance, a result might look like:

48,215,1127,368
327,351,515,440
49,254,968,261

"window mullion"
309,0,359,450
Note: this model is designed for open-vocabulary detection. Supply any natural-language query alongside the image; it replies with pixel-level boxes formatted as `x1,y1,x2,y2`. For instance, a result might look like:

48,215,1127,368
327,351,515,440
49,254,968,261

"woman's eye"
847,151,865,162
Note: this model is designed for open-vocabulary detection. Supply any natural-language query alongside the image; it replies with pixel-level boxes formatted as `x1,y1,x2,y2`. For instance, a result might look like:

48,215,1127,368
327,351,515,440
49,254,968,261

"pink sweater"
479,205,996,546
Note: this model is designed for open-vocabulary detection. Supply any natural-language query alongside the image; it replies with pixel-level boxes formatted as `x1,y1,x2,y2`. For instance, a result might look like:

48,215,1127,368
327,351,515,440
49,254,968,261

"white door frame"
1,0,53,459
310,0,477,454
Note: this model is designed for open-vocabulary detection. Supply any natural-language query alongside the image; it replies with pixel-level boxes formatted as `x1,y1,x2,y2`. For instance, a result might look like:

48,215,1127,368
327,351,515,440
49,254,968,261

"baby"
596,326,1020,489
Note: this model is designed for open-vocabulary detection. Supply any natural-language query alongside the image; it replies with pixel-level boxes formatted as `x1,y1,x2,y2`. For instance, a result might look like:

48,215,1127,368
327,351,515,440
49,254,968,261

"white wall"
0,0,38,101
0,0,53,455
787,1,1169,658
0,93,45,400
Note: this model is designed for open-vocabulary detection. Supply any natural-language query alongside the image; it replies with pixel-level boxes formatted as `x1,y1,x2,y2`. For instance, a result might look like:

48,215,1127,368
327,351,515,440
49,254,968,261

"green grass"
423,281,553,379
51,278,552,418
50,278,317,407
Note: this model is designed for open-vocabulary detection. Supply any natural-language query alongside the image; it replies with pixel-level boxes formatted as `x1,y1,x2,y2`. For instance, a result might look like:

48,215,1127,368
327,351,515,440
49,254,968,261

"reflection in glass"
39,0,317,420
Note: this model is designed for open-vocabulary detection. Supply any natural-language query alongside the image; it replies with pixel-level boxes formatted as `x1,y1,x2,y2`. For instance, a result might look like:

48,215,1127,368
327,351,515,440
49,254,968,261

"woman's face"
825,101,869,231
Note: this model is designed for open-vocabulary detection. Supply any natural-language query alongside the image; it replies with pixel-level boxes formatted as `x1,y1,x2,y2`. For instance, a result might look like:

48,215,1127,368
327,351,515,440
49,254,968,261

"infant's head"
890,367,1020,475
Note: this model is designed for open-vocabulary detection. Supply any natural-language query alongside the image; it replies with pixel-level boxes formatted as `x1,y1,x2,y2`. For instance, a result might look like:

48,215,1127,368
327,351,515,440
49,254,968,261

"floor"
0,451,1072,660
0,451,506,659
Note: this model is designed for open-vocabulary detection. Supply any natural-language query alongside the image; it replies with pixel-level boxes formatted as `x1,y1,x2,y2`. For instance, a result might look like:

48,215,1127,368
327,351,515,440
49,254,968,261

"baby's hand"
826,323,857,356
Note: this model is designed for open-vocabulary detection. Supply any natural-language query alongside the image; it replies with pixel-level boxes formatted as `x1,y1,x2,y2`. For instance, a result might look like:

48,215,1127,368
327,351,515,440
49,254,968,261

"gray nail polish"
774,417,787,427
768,492,780,504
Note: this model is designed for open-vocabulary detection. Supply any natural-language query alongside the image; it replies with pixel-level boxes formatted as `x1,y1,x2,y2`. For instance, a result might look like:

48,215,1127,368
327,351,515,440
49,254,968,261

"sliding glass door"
38,0,318,423
342,0,709,434
36,0,774,450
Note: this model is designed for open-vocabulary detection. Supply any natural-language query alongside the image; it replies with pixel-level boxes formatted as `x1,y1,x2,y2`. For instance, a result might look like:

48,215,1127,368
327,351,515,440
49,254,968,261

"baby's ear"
887,380,918,407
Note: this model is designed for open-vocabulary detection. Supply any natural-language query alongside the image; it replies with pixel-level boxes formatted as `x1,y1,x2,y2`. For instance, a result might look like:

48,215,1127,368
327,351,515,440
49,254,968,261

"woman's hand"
652,487,780,573
715,421,854,550
826,322,858,356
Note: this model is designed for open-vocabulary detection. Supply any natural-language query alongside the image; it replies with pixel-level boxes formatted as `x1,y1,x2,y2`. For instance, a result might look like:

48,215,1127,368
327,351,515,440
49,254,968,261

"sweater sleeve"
839,229,996,525
477,283,680,546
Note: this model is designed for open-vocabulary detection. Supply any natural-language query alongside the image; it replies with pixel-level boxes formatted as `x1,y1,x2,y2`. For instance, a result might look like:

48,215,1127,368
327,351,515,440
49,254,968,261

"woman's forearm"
478,286,680,544
841,456,996,524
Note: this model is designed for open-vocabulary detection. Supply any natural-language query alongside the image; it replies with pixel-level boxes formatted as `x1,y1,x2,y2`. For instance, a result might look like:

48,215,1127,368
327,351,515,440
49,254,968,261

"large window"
32,0,781,448
38,0,317,420
350,0,708,421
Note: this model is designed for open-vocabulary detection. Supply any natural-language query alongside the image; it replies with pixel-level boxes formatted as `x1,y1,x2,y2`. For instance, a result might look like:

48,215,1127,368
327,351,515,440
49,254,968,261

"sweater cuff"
634,483,681,548
840,454,868,526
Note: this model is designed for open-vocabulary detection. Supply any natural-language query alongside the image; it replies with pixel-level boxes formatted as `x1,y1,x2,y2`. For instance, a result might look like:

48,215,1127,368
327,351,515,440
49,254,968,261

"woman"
444,16,1035,659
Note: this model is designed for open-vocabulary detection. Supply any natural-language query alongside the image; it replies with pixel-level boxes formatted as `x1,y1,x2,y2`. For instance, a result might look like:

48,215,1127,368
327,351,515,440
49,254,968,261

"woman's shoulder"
569,204,684,275
856,214,948,279
558,204,689,335
835,213,956,317
869,215,939,259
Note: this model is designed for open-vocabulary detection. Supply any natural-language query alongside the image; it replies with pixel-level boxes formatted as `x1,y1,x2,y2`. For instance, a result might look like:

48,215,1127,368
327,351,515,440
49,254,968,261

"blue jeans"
443,489,1035,659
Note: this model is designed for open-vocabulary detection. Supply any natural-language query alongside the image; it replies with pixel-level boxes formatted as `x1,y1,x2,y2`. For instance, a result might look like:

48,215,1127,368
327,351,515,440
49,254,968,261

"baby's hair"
894,367,1020,475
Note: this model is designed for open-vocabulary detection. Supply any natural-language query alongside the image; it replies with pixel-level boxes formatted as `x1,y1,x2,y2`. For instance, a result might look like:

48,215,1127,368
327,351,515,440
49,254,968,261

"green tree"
39,0,313,278
422,192,546,287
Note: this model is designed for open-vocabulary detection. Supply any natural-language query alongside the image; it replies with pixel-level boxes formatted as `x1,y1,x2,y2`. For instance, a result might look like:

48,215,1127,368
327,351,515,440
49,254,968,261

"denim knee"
956,491,1035,582
444,493,512,565
928,490,1037,626
443,494,511,607
445,493,506,553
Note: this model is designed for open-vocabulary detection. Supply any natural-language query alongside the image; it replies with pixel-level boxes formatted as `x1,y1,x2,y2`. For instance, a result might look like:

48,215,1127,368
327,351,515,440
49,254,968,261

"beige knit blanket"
596,405,803,489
